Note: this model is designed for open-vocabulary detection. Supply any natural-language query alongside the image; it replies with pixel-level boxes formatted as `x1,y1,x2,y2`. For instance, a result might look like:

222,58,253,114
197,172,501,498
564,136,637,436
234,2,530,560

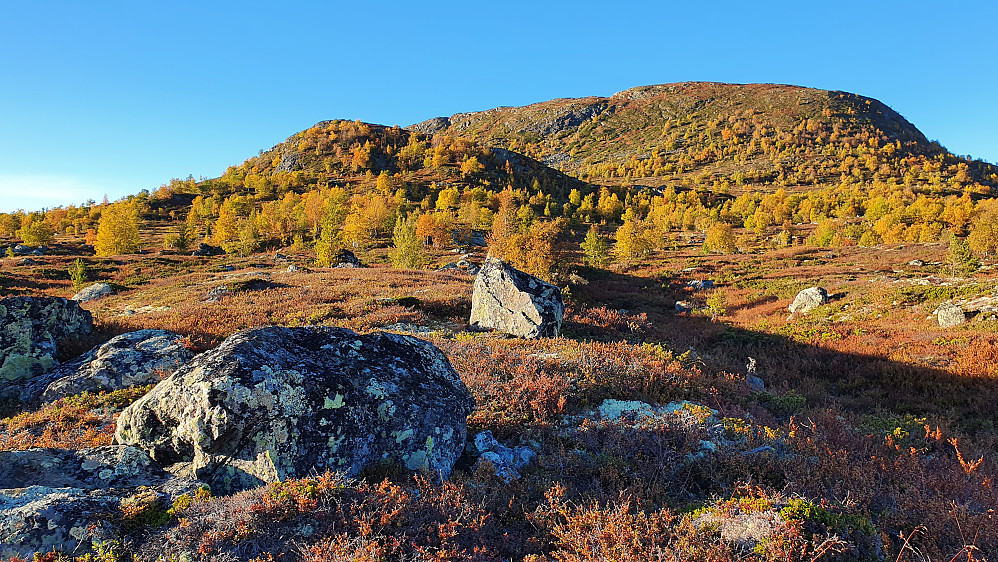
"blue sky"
1,0,996,213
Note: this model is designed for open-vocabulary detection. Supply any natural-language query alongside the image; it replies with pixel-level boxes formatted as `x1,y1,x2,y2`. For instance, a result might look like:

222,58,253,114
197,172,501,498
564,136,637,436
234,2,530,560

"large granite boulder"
71,282,113,303
116,326,475,493
469,257,564,338
788,287,828,316
0,297,93,384
14,329,194,404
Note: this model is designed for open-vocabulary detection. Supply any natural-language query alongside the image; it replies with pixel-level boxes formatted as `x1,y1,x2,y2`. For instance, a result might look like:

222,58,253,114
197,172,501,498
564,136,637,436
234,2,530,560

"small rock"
789,287,828,315
203,285,231,303
675,300,693,313
687,279,714,290
18,258,37,266
457,260,471,268
333,249,363,268
274,252,290,262
191,243,224,257
908,259,925,267
72,282,113,303
287,264,300,273
746,374,765,392
437,262,459,272
936,303,966,328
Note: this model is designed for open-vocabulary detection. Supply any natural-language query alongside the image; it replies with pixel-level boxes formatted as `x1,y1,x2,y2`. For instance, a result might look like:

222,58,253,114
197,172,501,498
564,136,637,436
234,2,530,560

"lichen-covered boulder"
71,282,113,303
15,329,194,404
788,287,828,316
0,297,93,384
936,303,966,328
469,257,563,338
333,249,363,268
116,326,475,493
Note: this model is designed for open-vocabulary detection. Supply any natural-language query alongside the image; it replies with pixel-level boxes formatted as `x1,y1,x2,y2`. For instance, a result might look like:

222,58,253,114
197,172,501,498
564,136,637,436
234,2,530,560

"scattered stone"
71,282,113,303
469,257,563,339
788,287,828,315
437,262,459,272
935,303,966,328
688,279,714,290
287,264,299,273
675,300,693,313
457,260,471,268
18,258,37,266
116,326,475,493
212,264,235,272
203,285,231,303
908,259,925,267
274,252,290,262
120,305,170,317
468,431,536,481
11,245,32,255
747,374,765,392
333,249,363,268
0,297,93,384
14,329,193,404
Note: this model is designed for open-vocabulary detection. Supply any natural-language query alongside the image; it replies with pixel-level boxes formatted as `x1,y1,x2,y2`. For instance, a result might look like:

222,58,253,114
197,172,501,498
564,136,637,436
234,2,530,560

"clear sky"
2,0,996,213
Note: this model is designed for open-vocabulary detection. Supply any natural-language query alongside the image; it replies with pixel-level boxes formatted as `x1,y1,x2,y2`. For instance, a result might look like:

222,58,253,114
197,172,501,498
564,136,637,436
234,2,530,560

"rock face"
0,446,197,559
469,257,563,338
71,282,113,303
15,329,194,404
936,303,966,328
788,287,829,315
1,486,120,559
0,297,93,384
116,326,475,493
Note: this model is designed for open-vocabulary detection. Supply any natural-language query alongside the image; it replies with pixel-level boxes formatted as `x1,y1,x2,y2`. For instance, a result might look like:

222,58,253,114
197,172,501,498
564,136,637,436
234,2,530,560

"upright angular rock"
116,326,474,493
0,297,93,384
788,287,828,316
469,257,563,338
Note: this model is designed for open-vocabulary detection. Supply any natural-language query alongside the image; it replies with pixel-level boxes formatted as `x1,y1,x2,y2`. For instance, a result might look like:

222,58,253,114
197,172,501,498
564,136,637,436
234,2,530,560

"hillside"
412,82,998,194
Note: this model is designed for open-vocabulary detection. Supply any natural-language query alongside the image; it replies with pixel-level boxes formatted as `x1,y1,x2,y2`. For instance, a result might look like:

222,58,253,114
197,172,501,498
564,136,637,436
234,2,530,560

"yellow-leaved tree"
94,200,141,256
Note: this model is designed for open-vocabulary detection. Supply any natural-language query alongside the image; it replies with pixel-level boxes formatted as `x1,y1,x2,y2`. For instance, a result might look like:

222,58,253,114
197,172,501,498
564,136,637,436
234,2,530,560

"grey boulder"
71,282,113,303
0,446,176,490
936,303,966,328
469,257,563,338
788,287,828,315
0,297,93,384
116,326,475,493
16,329,193,404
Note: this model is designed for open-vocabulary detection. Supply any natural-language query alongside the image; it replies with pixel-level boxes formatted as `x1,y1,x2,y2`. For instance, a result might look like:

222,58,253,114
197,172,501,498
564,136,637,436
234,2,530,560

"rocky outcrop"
935,303,966,328
13,330,193,404
468,431,536,481
71,283,113,303
0,446,175,489
116,326,475,493
469,257,563,338
0,297,93,384
0,446,198,559
788,287,828,316
1,486,121,559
